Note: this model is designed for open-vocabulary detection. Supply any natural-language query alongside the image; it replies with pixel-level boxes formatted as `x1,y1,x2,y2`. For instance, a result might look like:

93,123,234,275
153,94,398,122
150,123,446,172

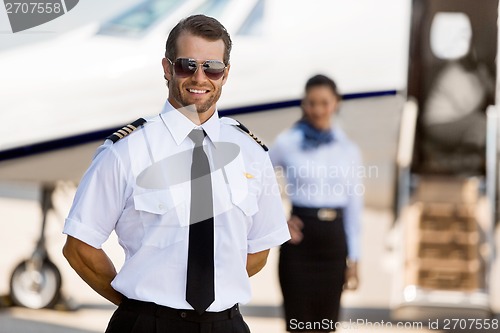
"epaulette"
232,120,268,151
106,118,147,143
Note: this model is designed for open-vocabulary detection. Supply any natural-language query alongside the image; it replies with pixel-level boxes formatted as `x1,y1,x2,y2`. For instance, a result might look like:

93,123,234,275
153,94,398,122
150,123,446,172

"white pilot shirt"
269,125,363,260
63,101,290,311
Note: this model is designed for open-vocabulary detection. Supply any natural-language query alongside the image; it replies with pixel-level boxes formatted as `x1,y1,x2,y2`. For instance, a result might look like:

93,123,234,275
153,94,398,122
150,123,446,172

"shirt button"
158,203,164,210
180,311,187,318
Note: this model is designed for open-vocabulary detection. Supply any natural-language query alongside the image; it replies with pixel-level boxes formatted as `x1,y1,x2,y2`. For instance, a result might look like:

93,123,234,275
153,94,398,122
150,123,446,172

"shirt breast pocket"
221,178,260,253
231,193,259,217
133,188,187,248
223,155,261,220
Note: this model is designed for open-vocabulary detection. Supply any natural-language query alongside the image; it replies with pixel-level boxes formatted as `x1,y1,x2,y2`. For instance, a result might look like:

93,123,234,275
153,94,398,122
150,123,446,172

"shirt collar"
160,100,220,145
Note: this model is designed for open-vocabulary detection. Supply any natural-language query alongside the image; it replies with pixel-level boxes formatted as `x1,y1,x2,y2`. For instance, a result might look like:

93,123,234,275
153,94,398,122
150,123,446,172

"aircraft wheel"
9,259,62,309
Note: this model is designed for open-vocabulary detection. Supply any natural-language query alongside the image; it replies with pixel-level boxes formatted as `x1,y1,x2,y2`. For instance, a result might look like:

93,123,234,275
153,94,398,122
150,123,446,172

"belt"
292,206,343,222
120,298,240,322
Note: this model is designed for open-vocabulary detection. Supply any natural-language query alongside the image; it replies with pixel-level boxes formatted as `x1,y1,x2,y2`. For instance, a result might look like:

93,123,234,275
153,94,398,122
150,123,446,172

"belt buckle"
317,208,337,221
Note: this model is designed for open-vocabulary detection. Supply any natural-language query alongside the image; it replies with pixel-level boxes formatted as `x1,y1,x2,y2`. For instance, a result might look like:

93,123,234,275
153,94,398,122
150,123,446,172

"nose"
305,105,320,117
192,64,208,82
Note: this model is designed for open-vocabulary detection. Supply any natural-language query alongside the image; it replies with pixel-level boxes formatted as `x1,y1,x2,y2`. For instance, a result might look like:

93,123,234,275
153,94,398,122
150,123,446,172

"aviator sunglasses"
168,58,227,80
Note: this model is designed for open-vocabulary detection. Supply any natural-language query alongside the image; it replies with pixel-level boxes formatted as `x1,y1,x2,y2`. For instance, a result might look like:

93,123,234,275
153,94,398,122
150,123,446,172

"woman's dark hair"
305,74,341,100
165,14,232,65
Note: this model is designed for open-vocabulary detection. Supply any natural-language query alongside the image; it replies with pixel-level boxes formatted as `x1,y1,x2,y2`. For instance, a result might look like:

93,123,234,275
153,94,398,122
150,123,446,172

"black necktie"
186,129,215,314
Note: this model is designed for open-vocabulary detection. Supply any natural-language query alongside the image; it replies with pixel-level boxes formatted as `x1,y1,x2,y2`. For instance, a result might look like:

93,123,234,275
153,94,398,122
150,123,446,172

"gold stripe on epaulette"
106,117,147,144
118,129,128,136
232,120,269,151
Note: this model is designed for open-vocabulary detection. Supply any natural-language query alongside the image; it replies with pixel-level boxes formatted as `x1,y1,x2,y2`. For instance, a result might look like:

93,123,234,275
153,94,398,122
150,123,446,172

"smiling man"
62,15,290,333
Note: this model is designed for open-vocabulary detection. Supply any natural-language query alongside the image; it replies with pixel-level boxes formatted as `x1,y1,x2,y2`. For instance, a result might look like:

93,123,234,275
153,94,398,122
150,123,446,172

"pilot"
270,74,363,332
62,14,290,333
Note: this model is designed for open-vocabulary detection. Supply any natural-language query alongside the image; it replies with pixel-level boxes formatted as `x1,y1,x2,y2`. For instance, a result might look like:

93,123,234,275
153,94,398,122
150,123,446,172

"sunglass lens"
203,60,225,79
174,58,196,77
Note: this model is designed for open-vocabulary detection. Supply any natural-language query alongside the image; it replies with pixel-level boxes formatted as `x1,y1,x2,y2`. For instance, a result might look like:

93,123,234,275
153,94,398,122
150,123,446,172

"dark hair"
305,74,341,100
165,14,232,65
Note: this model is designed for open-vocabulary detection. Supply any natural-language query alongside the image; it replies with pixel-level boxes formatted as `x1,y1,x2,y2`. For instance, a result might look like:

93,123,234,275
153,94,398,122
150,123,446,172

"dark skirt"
279,209,348,332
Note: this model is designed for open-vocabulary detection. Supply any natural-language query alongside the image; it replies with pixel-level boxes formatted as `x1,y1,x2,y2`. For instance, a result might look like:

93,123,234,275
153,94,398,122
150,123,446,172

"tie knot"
189,129,206,146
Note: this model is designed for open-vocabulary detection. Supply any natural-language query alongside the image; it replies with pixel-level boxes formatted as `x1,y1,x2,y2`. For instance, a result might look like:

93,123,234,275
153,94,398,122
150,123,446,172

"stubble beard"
172,82,222,114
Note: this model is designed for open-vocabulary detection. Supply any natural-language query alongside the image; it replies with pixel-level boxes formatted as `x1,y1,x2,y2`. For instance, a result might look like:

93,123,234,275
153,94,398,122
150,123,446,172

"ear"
162,58,173,81
221,64,230,85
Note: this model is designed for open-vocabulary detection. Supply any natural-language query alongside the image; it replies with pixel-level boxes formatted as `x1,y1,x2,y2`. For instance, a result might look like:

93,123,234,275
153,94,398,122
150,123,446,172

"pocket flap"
233,194,259,216
133,186,185,215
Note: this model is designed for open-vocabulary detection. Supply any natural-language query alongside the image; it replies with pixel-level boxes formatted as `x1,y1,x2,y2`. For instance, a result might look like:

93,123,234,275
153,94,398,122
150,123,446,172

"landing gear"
9,259,61,309
9,185,62,309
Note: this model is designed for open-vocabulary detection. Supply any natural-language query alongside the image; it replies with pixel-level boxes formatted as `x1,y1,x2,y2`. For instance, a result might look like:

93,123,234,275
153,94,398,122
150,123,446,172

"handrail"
485,105,498,294
394,98,419,221
486,105,498,228
396,98,418,169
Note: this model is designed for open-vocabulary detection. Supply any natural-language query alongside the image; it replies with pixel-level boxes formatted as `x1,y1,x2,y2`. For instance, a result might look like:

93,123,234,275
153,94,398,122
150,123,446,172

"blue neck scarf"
295,119,334,151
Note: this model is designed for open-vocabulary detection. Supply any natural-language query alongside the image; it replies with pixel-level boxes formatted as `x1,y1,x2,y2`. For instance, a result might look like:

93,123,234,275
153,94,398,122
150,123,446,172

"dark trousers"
105,298,251,333
280,207,347,332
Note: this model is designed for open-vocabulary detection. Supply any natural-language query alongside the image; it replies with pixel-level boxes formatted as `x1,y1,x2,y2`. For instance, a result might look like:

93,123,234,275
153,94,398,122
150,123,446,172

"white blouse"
270,125,363,260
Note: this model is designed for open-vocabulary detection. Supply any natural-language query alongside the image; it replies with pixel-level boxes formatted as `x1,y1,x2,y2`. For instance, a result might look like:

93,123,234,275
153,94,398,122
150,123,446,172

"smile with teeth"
188,88,208,94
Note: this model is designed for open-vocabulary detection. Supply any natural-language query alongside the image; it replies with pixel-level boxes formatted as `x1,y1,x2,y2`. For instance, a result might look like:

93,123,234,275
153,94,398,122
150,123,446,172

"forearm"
63,236,123,305
246,249,269,277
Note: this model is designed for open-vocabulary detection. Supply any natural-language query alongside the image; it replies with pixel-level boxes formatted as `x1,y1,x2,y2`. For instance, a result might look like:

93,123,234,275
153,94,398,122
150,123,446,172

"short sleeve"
343,144,364,260
63,145,130,249
246,153,290,253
